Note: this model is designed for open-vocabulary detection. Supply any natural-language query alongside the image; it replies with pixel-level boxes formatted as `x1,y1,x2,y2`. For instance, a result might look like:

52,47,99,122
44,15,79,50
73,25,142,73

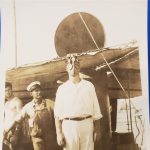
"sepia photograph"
0,0,149,150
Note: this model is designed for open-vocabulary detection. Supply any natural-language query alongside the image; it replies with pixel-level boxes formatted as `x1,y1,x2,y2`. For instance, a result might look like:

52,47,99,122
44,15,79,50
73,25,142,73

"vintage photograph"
1,0,149,150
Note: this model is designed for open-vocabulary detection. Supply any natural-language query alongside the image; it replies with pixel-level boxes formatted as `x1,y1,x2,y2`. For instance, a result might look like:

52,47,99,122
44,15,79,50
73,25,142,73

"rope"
78,12,131,100
124,98,130,131
78,12,138,133
127,60,133,132
13,0,18,67
135,116,140,142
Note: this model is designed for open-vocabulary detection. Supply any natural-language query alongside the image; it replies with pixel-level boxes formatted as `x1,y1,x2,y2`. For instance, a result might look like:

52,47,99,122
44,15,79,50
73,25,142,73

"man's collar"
32,99,46,108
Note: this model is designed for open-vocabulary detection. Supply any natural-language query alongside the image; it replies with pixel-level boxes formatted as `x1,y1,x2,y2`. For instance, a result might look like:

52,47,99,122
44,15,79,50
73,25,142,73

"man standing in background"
54,54,103,150
3,82,23,150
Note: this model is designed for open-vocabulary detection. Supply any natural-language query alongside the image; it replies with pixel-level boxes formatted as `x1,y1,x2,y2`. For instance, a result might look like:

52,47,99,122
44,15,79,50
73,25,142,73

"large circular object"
55,12,105,57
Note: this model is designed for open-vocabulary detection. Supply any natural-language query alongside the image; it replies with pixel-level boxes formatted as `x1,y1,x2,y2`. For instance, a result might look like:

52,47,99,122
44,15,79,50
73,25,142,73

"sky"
1,0,148,67
0,0,149,148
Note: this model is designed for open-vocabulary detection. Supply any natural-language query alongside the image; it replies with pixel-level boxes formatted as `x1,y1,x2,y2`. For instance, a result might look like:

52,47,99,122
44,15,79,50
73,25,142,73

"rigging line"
13,0,18,67
79,12,137,132
126,55,133,132
128,79,133,132
135,116,140,142
78,12,131,100
78,12,134,131
124,98,130,131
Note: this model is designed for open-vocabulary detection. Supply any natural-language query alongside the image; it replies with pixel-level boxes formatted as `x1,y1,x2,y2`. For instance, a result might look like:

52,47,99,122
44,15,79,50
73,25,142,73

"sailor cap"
27,81,41,92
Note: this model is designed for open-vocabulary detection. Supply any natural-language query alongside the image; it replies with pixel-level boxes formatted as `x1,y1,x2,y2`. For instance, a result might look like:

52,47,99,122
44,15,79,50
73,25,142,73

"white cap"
27,81,41,92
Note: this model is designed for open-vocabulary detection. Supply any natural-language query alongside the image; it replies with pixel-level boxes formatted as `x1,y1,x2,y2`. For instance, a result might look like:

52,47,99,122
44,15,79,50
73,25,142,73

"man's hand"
3,129,11,139
56,132,66,147
55,117,66,147
93,130,101,143
93,119,101,143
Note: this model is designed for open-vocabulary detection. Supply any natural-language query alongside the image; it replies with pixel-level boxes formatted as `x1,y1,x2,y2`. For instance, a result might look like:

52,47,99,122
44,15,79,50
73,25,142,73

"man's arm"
4,104,25,134
90,83,102,142
55,117,65,147
54,86,66,146
3,120,21,142
15,97,23,113
93,119,101,143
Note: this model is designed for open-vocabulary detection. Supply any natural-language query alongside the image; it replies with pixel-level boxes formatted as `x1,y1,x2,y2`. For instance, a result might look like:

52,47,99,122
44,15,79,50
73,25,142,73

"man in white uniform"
54,54,103,150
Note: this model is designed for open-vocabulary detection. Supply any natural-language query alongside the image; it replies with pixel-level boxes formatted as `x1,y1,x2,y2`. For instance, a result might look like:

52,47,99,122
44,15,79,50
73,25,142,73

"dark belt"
64,115,92,121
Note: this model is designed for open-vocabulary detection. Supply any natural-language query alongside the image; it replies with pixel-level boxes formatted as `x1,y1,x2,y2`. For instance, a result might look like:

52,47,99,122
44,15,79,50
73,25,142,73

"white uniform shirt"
54,79,102,120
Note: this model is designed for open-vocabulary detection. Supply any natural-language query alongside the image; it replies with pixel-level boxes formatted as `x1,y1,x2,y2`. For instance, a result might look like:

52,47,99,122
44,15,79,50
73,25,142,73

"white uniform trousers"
62,118,94,150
